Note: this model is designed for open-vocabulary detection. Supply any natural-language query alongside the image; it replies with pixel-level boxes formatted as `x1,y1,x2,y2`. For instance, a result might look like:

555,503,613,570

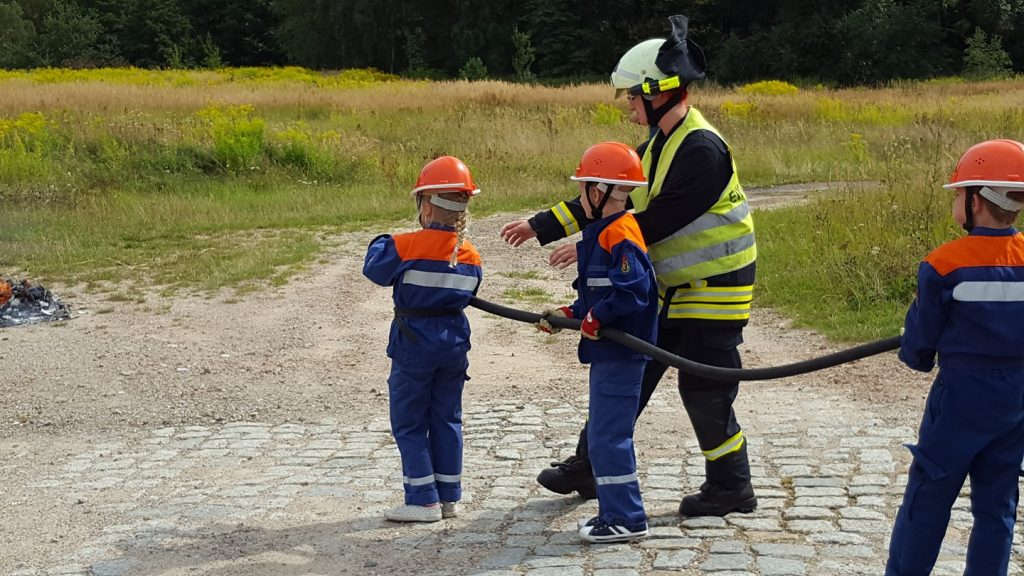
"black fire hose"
469,297,901,382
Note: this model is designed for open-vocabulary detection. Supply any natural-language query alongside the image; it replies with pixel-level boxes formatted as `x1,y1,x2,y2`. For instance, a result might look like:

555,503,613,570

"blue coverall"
569,210,659,527
363,224,482,506
886,227,1024,576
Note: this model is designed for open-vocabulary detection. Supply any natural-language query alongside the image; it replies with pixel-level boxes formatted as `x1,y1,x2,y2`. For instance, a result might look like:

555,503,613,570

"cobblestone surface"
4,385,1023,576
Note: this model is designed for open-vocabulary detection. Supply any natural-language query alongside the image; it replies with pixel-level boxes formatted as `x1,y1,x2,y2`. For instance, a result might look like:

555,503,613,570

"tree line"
1,0,1022,85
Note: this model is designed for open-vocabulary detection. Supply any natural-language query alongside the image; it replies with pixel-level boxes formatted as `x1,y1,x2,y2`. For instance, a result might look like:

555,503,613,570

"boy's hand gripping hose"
469,297,901,382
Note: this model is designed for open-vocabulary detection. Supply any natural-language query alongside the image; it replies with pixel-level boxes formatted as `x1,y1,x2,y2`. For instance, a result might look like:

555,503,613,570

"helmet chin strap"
642,90,683,128
585,182,612,220
963,188,975,232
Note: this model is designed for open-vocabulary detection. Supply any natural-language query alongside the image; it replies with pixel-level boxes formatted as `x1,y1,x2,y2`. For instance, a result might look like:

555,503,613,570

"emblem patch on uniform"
621,255,630,273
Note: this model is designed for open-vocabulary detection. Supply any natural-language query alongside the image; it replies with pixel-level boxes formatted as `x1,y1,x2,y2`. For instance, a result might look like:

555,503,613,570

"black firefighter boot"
679,443,757,517
536,429,597,499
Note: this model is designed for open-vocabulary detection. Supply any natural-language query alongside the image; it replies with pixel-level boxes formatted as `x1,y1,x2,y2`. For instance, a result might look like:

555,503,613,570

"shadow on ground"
92,496,588,576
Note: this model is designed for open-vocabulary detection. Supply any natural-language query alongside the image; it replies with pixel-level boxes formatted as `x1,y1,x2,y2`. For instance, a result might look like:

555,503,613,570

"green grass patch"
3,75,1024,342
754,173,954,341
500,286,553,305
497,270,546,280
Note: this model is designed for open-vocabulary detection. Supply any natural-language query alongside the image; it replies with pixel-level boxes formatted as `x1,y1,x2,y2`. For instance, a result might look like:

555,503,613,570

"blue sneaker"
578,518,648,543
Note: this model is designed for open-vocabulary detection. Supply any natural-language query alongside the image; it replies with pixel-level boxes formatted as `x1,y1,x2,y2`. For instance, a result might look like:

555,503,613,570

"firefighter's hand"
548,243,578,269
537,306,573,334
500,220,537,247
581,310,601,340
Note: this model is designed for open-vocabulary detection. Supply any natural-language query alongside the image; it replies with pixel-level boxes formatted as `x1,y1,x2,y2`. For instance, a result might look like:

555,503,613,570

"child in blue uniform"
363,156,483,523
538,142,659,543
886,139,1024,575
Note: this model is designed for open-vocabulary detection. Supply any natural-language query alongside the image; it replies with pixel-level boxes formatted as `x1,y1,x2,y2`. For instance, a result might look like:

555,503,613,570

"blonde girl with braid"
417,190,472,267
363,156,483,523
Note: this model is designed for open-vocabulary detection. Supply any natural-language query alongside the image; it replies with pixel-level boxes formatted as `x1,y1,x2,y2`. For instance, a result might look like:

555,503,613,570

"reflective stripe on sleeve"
403,269,479,291
952,281,1024,302
553,201,581,236
702,431,745,461
587,277,612,287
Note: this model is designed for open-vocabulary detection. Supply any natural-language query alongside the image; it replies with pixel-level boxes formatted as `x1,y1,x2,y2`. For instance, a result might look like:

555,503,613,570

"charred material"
0,278,71,328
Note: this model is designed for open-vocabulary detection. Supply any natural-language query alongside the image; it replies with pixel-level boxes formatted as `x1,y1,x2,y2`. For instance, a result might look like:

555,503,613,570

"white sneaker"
384,504,442,523
441,501,458,518
577,516,599,529
579,518,649,543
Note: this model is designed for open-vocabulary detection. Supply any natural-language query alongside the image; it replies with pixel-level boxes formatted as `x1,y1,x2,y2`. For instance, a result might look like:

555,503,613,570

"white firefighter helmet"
610,15,706,99
611,39,668,99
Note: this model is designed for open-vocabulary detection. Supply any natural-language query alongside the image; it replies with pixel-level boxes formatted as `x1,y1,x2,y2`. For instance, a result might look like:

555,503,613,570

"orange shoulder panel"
925,232,1024,276
599,213,647,253
393,229,482,266
456,239,482,266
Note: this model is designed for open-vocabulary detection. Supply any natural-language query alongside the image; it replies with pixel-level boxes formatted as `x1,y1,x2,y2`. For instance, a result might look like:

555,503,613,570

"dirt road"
3,210,1016,576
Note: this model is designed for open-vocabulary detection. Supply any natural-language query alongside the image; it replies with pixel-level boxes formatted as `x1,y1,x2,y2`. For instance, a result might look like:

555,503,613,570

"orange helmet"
944,139,1024,211
569,142,647,188
411,156,480,197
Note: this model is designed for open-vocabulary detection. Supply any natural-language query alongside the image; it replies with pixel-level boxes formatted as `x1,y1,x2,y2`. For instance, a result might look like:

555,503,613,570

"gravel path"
2,210,1021,576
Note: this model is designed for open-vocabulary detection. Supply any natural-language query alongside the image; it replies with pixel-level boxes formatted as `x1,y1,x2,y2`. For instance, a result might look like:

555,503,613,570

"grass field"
2,68,1023,340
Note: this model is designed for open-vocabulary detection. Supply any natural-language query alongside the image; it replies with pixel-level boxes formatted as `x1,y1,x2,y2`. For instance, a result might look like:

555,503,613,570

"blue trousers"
388,353,467,505
588,359,647,526
886,366,1024,576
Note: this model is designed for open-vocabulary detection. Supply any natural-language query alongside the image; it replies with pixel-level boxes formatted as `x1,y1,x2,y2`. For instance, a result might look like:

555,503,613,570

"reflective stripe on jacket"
899,227,1024,372
634,107,756,291
571,211,658,363
363,226,482,360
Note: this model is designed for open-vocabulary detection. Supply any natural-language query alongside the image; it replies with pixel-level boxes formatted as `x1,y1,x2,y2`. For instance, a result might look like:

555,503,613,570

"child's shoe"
384,504,443,523
441,501,458,518
578,518,648,543
576,516,599,529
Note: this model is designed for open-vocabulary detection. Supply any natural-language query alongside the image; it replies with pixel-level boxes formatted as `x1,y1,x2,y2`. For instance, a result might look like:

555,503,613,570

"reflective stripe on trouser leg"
428,356,468,503
389,359,439,505
703,431,744,461
587,359,647,526
677,332,750,487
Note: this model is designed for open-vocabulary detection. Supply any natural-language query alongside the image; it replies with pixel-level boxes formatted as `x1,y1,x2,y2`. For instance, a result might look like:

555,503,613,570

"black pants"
574,323,751,488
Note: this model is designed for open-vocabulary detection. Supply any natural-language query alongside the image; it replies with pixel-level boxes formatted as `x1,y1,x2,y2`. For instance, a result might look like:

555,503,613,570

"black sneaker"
536,455,597,499
578,517,649,543
679,482,757,517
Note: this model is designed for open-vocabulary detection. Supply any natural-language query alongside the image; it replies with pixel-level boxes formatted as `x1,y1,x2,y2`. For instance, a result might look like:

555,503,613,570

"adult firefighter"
500,15,758,517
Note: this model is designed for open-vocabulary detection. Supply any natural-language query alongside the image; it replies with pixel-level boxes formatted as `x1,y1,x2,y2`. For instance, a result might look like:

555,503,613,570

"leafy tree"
37,0,117,67
0,1,40,68
459,56,487,80
523,0,589,78
198,32,222,68
962,27,1013,79
450,0,519,76
183,0,282,66
404,26,427,74
271,0,339,68
511,25,536,81
82,0,195,67
836,0,953,84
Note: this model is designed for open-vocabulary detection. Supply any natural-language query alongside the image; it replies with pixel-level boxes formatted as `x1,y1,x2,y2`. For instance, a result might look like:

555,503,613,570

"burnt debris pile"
0,278,71,328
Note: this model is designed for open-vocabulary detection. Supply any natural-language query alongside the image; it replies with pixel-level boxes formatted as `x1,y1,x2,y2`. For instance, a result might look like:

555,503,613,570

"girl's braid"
450,207,469,268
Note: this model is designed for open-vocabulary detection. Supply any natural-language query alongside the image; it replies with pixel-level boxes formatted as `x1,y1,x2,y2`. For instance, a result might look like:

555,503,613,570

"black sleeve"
527,197,595,246
526,137,653,246
633,130,733,246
